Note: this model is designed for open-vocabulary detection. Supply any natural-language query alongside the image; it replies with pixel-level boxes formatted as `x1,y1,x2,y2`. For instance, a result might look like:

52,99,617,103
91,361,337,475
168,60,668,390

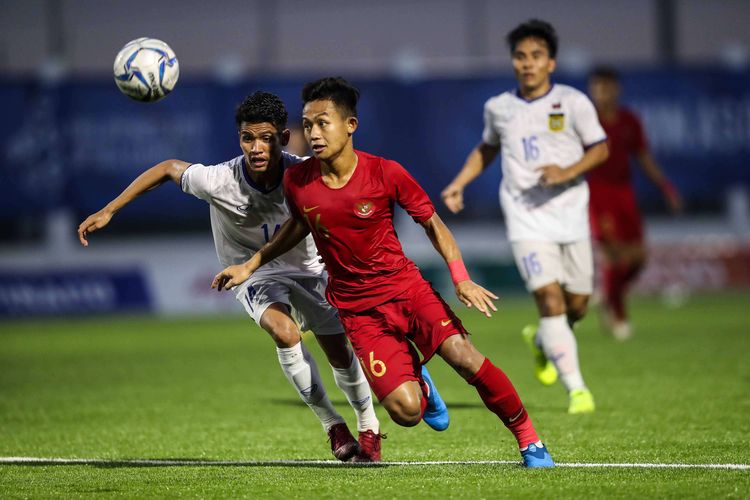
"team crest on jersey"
354,200,375,218
548,113,565,132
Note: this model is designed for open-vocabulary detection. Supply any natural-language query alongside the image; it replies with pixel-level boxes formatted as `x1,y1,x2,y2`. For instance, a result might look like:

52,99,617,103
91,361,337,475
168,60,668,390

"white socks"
276,342,343,431
332,356,380,433
537,314,586,392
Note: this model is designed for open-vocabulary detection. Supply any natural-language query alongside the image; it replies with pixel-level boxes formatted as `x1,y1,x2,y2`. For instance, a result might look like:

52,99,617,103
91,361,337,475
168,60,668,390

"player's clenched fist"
455,280,499,318
536,164,571,187
440,184,465,214
212,264,253,291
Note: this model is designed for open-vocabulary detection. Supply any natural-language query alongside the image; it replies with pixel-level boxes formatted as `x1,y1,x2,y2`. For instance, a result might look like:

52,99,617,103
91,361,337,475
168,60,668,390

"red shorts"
337,278,467,401
589,184,644,243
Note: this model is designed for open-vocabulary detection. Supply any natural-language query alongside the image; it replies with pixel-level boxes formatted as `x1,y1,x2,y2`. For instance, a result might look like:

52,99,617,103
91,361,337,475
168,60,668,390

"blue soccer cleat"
521,442,555,468
421,365,449,431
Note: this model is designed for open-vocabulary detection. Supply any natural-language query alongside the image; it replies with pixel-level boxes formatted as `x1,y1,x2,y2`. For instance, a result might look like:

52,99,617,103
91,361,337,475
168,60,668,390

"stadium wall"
1,214,749,318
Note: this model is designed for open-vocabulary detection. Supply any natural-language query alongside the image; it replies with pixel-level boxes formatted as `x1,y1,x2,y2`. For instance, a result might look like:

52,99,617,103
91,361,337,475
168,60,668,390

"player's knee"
538,295,566,316
438,335,484,379
382,385,423,427
533,284,566,316
267,324,302,348
386,403,422,427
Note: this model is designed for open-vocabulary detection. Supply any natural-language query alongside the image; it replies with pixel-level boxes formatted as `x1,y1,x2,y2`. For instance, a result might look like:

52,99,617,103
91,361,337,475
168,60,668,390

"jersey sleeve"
387,161,435,223
572,93,607,148
180,163,213,202
481,98,501,146
282,169,304,222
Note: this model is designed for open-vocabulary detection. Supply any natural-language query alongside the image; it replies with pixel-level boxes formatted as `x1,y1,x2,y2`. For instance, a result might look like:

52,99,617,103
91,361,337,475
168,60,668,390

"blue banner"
0,268,152,317
1,68,748,233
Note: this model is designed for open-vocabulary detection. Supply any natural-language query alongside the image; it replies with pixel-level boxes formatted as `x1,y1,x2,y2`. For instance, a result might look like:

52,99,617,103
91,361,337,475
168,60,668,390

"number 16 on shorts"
522,252,543,279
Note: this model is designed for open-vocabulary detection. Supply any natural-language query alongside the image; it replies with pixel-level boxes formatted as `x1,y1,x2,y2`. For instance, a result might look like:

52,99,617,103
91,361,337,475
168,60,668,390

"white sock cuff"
539,314,568,330
276,342,304,364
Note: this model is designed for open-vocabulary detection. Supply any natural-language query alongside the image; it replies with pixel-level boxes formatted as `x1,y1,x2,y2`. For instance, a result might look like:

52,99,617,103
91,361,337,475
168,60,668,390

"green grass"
1,292,748,498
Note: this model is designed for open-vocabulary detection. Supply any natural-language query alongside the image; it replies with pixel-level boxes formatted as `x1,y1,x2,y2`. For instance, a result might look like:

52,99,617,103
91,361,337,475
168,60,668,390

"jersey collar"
514,83,555,103
241,156,285,194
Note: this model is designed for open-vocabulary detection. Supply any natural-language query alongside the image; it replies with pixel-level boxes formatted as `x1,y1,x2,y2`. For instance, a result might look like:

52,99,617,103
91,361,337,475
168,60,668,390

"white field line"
0,457,747,470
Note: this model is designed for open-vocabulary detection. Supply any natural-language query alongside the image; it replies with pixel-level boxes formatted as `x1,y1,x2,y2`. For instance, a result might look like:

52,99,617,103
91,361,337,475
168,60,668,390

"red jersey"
283,150,436,312
587,108,647,187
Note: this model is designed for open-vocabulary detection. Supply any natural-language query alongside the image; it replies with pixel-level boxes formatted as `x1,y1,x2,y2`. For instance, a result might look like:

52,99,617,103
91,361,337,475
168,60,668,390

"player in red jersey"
587,66,682,340
212,77,554,467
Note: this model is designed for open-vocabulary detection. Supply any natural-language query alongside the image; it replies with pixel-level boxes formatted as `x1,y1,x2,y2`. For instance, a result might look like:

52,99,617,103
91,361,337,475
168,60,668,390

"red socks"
603,262,643,321
468,358,539,448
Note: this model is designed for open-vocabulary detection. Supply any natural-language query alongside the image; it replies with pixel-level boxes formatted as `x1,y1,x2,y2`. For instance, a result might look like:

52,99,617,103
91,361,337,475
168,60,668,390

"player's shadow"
268,397,488,410
268,397,554,411
6,459,393,469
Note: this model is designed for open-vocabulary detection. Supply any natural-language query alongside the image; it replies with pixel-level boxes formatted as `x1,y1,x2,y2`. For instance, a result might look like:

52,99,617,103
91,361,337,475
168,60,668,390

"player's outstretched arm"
441,142,499,214
537,142,609,187
420,213,498,317
211,217,310,291
77,159,190,246
637,150,683,213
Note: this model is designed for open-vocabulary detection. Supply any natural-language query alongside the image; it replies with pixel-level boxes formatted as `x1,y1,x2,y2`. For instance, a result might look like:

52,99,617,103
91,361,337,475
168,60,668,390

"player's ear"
548,57,557,74
347,116,358,136
280,128,291,147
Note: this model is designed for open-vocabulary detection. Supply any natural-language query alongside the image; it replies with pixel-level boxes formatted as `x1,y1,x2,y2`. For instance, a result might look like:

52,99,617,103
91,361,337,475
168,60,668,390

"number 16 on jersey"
522,136,540,162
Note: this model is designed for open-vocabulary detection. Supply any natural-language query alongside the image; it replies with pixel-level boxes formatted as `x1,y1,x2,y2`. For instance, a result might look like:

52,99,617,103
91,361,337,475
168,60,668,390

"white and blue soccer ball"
113,37,179,102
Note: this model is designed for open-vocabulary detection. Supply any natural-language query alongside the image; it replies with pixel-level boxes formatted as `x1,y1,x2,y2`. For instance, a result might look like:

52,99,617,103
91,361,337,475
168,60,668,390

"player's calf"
564,292,590,326
315,332,354,369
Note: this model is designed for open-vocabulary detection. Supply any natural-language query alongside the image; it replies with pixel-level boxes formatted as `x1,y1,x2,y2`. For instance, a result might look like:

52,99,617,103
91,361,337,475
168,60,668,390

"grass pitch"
1,292,748,498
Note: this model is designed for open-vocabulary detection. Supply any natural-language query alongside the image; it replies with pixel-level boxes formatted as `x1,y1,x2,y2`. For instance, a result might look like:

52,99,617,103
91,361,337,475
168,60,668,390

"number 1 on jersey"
261,223,281,242
522,135,540,162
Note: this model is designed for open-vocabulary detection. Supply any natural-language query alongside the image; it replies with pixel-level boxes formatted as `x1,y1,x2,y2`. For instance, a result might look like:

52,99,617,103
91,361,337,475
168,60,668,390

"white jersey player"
442,20,609,414
78,91,382,461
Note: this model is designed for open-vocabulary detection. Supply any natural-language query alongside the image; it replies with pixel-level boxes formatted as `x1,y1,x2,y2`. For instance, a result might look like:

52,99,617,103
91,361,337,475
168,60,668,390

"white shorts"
234,275,343,336
510,240,593,294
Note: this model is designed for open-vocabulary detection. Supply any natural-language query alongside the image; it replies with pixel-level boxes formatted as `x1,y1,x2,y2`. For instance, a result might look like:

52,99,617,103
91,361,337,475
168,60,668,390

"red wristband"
448,259,470,286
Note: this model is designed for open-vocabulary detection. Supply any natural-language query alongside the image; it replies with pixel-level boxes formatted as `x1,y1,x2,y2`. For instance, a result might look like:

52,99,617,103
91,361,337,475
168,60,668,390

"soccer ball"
113,37,179,102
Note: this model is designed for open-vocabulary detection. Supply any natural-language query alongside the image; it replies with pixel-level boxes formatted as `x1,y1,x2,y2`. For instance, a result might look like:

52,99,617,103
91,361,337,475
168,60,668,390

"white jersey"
181,152,324,279
482,84,607,243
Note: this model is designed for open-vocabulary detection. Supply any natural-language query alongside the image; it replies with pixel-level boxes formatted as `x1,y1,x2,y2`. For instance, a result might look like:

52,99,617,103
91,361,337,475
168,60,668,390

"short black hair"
235,91,288,131
506,19,558,59
589,65,620,82
301,77,359,118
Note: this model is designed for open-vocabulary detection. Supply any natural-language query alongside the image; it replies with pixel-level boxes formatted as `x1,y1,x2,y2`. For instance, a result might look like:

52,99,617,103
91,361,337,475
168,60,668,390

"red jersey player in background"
212,77,555,467
587,66,682,340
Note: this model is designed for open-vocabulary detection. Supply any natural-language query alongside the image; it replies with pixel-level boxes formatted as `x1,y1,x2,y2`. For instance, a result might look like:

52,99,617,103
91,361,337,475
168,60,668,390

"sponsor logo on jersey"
440,319,452,327
237,203,252,213
552,102,561,109
548,113,565,132
303,205,319,213
354,200,375,218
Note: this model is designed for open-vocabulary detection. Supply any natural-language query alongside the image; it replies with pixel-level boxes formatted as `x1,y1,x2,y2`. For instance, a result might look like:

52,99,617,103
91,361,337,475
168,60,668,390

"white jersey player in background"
77,91,383,461
442,20,609,414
